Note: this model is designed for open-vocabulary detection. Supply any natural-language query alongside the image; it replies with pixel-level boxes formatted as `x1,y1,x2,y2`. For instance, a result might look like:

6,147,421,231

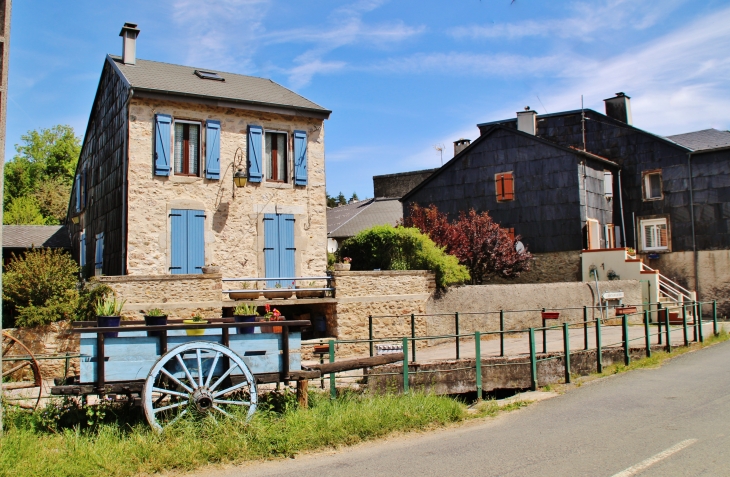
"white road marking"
610,439,698,477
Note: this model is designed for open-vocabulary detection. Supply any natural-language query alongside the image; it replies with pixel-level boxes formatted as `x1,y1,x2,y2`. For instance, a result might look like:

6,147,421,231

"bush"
2,248,79,327
338,225,469,287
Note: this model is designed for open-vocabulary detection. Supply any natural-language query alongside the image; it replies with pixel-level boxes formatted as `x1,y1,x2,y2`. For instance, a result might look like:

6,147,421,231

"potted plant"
263,282,294,299
229,281,261,300
296,281,325,299
143,308,168,337
183,313,208,336
95,295,126,338
258,304,284,333
233,303,258,335
334,257,352,271
202,263,221,274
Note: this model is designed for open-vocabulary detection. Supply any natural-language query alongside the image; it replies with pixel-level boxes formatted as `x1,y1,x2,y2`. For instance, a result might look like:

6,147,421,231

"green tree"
337,192,347,206
3,196,46,225
349,192,359,203
326,193,337,208
4,125,81,222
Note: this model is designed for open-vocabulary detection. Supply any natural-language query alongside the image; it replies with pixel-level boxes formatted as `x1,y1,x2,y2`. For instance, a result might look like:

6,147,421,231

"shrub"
338,225,469,287
3,248,79,327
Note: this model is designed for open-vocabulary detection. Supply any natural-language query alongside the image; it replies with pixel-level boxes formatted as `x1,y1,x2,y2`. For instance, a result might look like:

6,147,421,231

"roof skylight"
194,70,224,81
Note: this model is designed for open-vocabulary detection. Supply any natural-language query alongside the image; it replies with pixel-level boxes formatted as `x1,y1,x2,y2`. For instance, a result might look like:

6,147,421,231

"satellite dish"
515,241,525,254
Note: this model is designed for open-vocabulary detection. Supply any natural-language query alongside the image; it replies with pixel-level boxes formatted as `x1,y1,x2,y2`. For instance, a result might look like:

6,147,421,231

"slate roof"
327,198,404,238
108,55,330,117
665,128,730,152
3,225,71,249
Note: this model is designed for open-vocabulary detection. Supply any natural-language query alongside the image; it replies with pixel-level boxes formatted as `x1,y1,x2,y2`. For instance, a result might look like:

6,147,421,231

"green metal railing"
323,300,721,399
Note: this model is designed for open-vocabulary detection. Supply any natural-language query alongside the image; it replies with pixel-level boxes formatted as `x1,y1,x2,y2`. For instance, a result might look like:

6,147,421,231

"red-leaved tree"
405,204,532,284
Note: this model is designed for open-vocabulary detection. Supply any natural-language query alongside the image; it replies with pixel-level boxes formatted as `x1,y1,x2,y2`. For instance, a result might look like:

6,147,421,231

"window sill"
642,197,663,202
169,175,203,184
264,182,293,189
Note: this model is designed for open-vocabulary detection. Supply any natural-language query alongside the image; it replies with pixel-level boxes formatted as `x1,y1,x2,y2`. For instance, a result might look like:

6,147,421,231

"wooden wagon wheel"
2,332,44,410
143,341,258,432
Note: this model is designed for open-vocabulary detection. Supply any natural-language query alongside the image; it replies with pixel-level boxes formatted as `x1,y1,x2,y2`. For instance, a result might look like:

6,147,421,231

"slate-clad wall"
68,60,129,275
689,150,730,250
404,128,586,254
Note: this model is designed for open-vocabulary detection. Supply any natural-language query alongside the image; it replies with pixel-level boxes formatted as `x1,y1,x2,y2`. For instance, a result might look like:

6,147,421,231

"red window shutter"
503,173,514,200
507,228,515,241
496,174,504,199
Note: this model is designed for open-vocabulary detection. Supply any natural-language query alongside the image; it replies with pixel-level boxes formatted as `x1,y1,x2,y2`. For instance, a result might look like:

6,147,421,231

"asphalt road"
201,341,730,477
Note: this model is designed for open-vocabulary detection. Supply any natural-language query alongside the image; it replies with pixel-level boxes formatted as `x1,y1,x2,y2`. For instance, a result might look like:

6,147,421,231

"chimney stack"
119,23,140,65
516,106,537,135
453,138,471,157
604,92,632,125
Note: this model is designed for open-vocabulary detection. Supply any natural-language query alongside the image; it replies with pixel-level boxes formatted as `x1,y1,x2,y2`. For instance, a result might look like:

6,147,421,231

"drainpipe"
687,152,699,297
617,169,627,247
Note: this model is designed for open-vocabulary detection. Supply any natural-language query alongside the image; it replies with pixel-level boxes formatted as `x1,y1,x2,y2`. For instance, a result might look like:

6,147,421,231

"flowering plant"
263,303,284,322
341,257,352,264
190,313,206,322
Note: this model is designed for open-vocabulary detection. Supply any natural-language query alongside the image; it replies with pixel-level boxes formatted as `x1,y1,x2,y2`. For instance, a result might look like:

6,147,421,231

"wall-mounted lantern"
233,167,247,188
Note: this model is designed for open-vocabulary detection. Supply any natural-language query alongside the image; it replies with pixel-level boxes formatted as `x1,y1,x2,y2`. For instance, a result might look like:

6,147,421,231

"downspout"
687,152,699,297
617,169,627,248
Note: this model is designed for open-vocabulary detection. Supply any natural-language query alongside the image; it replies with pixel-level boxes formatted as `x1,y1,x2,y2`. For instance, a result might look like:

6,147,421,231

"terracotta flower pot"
334,263,351,271
229,290,261,300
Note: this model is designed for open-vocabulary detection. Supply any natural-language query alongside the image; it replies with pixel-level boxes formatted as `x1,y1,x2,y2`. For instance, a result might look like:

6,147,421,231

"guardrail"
222,276,334,295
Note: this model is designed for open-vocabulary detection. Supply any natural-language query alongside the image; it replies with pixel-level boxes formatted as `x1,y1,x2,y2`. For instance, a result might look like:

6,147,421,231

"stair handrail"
640,262,693,300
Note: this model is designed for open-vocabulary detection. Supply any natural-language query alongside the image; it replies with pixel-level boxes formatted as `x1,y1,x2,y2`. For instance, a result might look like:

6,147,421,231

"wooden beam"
305,353,404,374
297,379,308,408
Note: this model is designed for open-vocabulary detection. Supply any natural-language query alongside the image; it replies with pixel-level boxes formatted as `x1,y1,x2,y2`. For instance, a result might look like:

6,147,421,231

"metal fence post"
657,302,663,345
596,318,603,373
713,300,718,336
644,310,652,358
368,315,373,357
682,304,689,347
529,328,537,391
542,308,547,354
692,302,698,343
402,337,409,394
665,309,672,353
499,310,505,357
475,331,482,400
455,312,460,359
583,306,589,351
563,322,571,384
622,314,630,366
410,313,416,362
697,302,704,343
329,339,336,399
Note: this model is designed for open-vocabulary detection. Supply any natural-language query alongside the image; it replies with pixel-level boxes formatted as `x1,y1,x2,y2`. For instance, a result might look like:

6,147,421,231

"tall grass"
0,391,465,477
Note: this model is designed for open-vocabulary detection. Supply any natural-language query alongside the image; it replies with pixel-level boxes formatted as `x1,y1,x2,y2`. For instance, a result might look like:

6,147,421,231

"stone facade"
485,250,582,284
126,97,327,279
4,322,80,381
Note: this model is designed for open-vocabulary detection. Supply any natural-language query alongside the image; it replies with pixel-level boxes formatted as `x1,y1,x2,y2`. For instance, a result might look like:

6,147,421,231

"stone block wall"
98,274,223,320
4,322,80,381
486,250,582,284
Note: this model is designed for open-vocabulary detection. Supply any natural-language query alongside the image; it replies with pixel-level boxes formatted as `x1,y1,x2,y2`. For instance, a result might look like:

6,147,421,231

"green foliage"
3,196,46,225
0,392,465,477
337,191,347,206
4,125,81,224
338,225,469,287
145,308,165,317
326,193,337,208
327,251,336,270
76,281,114,322
2,248,80,327
94,295,125,316
233,303,258,315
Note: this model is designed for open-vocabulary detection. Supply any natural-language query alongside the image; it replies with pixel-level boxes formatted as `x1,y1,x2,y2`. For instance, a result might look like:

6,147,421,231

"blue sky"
7,0,730,198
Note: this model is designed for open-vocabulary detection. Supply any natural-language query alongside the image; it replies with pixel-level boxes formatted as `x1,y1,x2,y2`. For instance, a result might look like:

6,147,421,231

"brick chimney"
119,23,140,65
604,92,633,125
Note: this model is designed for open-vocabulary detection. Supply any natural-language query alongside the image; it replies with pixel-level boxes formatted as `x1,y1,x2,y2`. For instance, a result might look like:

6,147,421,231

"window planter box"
263,289,294,299
541,312,560,320
296,287,325,299
201,266,220,274
334,263,351,271
615,307,637,316
229,291,261,300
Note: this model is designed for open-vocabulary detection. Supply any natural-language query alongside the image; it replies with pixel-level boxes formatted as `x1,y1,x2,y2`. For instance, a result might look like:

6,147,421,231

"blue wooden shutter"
154,114,172,176
293,130,308,186
280,214,296,282
80,231,86,269
170,209,186,274
263,214,279,287
247,125,263,183
81,169,88,209
95,233,104,272
205,120,221,180
74,174,81,213
188,210,206,274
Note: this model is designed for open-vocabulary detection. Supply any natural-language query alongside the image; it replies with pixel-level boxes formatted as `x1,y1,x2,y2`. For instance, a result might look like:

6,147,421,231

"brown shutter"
507,228,515,241
503,172,514,200
496,173,504,199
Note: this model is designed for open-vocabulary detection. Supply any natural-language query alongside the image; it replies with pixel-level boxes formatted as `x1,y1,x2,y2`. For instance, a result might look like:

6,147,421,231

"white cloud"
449,0,688,41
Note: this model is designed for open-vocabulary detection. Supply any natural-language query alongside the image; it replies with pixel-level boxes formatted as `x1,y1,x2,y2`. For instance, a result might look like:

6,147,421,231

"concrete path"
191,338,730,477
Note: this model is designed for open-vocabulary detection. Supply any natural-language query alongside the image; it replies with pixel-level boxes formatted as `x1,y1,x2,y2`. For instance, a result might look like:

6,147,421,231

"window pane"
277,134,286,181
658,223,668,247
644,225,654,248
189,124,199,175
649,174,661,198
174,124,184,173
265,133,273,180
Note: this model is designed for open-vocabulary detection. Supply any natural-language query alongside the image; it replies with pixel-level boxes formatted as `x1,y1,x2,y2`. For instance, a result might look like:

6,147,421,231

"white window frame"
640,218,669,251
643,171,663,201
263,129,289,183
586,218,601,250
171,119,202,177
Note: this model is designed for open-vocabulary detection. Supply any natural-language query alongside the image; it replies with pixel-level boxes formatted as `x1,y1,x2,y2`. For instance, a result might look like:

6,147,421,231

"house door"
605,224,615,248
264,213,296,287
587,219,601,250
170,209,205,274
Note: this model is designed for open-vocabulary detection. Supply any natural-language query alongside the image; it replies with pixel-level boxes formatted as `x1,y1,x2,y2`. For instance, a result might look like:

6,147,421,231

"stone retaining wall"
4,322,80,381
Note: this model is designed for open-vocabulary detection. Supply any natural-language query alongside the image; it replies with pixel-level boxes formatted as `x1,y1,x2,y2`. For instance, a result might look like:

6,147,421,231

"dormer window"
194,70,224,81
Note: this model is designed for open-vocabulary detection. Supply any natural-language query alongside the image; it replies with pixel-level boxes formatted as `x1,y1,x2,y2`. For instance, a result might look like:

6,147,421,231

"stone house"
65,24,330,318
402,93,730,312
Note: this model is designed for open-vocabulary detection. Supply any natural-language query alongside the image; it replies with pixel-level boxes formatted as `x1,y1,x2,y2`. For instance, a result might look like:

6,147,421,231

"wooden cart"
51,319,313,432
